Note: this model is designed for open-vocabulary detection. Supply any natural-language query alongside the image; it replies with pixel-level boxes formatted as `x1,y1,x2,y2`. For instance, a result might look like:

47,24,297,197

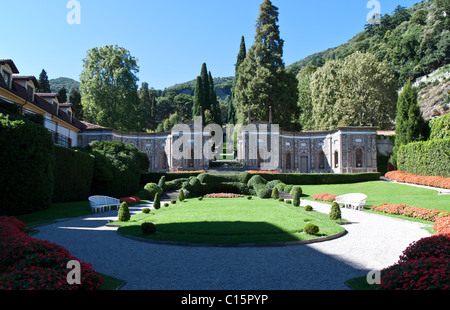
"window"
318,151,325,169
334,151,339,168
286,152,291,170
355,148,363,167
2,70,11,88
27,85,34,99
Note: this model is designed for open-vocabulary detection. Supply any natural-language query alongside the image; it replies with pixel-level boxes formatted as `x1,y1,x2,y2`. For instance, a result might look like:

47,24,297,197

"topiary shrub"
247,195,253,200
118,202,131,221
278,197,284,202
291,186,302,207
164,202,169,207
286,200,292,204
178,189,185,201
144,183,163,200
274,182,286,192
171,200,177,204
266,180,282,189
158,176,166,192
153,193,161,210
329,202,342,220
198,196,203,201
284,185,294,193
141,222,157,234
304,223,319,235
142,207,150,214
305,205,313,211
272,187,279,199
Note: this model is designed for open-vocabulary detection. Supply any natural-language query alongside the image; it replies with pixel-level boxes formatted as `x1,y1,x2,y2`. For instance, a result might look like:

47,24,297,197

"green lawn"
300,181,450,213
112,197,346,244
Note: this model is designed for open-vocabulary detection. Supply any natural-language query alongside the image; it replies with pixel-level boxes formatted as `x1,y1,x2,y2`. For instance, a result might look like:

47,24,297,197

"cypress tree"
208,71,222,125
193,76,204,120
392,80,425,166
37,69,51,93
234,0,297,127
200,63,211,112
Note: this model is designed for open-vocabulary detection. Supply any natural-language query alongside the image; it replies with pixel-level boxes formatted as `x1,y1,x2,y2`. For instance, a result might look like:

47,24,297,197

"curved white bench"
88,196,121,213
334,193,368,211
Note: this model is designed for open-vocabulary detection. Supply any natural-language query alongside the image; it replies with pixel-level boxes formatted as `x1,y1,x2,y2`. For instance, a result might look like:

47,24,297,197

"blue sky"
1,0,421,90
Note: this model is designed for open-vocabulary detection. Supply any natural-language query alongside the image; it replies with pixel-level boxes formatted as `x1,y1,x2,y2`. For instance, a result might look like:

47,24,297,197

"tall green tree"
37,69,51,93
229,36,246,124
139,82,158,131
58,87,67,103
193,76,205,120
391,80,426,166
234,0,297,128
69,88,83,119
80,45,143,132
296,65,316,130
310,51,397,130
208,71,222,125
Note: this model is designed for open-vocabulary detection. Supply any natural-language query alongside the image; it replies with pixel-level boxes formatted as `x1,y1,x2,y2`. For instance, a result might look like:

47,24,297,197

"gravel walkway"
33,199,431,290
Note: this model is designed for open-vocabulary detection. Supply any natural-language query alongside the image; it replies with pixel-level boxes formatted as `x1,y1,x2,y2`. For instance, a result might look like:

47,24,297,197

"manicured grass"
112,197,346,245
300,181,450,212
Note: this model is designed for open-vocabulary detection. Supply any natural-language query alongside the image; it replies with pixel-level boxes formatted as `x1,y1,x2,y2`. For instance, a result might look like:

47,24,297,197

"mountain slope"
49,77,80,93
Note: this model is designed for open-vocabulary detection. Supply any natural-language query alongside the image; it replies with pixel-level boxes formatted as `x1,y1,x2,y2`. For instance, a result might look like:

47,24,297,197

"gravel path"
33,199,431,290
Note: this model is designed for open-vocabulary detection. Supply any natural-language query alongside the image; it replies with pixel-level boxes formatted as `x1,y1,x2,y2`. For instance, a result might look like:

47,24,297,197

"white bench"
88,196,121,213
334,193,368,211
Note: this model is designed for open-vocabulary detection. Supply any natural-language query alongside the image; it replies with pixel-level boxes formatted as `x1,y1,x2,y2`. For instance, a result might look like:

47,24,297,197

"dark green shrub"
247,195,253,200
143,183,163,200
274,182,286,192
304,223,319,235
141,222,157,234
266,180,282,188
164,202,169,207
305,205,313,211
52,145,95,203
329,202,342,220
171,200,177,204
0,113,55,215
278,197,284,202
118,202,131,221
198,196,203,201
247,175,268,188
142,207,150,214
178,189,185,201
291,186,302,207
272,187,279,199
284,185,294,193
153,193,161,210
429,113,449,140
84,140,147,198
286,200,292,204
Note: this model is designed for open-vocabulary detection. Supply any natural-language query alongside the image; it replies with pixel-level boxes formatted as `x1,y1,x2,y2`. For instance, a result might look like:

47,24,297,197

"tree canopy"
80,45,142,132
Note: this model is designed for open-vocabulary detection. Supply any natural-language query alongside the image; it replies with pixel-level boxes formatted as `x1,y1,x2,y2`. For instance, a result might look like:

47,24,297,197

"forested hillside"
288,0,450,87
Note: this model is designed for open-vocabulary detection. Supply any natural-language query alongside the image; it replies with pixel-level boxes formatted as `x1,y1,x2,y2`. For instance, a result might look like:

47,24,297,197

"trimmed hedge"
397,138,450,178
254,172,380,185
429,113,450,140
52,145,95,202
0,113,55,215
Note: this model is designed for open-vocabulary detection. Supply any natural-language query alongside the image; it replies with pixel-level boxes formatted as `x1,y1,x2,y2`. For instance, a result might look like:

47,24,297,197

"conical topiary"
329,202,342,220
178,189,185,202
272,187,279,199
153,193,161,210
118,202,130,222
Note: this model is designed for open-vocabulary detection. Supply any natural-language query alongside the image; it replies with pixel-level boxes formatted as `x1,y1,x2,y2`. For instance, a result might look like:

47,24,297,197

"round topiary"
142,207,150,214
304,223,319,235
118,202,131,222
141,222,157,234
144,183,163,200
171,200,177,204
247,195,253,200
329,202,342,220
272,187,279,199
286,200,292,204
198,196,203,201
164,202,169,207
278,197,284,202
305,205,313,211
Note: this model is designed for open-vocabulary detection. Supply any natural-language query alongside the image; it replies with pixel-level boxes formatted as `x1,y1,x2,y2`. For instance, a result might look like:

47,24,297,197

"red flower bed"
247,170,279,174
434,216,450,236
370,203,447,222
120,196,141,205
0,216,103,290
204,193,244,198
313,193,338,202
385,171,450,190
379,234,450,290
